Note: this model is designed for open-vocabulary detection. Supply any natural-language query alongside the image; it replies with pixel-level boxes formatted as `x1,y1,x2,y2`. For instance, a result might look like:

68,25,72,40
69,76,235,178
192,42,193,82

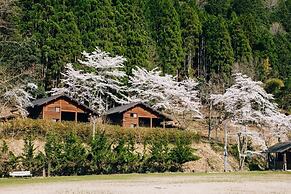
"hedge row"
0,129,199,177
0,119,201,143
0,119,201,177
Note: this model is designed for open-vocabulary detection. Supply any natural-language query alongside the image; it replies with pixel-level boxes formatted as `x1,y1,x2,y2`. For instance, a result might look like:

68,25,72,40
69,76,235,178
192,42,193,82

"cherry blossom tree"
51,48,129,114
211,73,291,170
129,67,202,128
3,83,37,117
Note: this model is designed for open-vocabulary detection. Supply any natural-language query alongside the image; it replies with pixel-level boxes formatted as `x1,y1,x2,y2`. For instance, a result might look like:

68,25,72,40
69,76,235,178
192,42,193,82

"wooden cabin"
266,141,291,171
28,94,98,122
105,102,173,128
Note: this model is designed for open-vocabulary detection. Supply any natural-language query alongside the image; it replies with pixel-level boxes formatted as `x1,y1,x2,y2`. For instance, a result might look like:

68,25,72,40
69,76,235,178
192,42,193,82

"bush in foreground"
0,119,200,176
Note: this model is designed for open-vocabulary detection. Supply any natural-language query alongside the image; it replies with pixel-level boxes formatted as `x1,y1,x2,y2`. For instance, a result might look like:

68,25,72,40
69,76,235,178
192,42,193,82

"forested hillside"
0,0,290,111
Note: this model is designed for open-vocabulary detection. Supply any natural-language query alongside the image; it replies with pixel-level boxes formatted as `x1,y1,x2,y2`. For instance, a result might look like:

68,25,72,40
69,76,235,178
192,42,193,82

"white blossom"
3,83,37,117
129,67,202,120
51,48,129,114
211,73,290,150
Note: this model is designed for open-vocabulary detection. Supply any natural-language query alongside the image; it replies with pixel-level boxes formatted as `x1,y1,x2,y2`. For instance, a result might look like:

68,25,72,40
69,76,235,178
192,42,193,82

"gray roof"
105,102,172,120
31,94,98,115
266,141,291,153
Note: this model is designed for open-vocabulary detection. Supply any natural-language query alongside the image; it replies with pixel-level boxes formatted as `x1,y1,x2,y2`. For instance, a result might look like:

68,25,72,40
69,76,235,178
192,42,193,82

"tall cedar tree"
76,0,118,53
149,0,184,75
114,0,153,74
7,0,291,111
18,1,83,88
177,1,202,78
203,15,234,82
229,13,252,62
204,0,232,17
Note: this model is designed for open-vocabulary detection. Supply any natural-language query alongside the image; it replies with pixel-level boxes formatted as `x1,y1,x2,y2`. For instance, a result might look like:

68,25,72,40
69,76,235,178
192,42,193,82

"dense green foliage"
0,0,290,110
0,119,200,142
0,126,199,176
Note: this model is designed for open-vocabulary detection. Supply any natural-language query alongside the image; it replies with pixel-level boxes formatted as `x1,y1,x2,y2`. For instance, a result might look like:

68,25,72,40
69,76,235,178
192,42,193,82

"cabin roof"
266,141,291,153
30,94,98,115
105,102,172,120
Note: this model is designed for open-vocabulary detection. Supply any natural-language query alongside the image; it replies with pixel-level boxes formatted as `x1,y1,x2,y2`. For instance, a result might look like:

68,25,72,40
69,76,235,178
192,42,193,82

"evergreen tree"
205,0,232,17
203,15,234,82
229,13,252,62
21,135,36,173
273,0,291,32
232,0,268,23
62,132,87,175
45,133,63,176
178,1,202,77
114,0,153,74
272,34,291,79
76,0,118,52
18,1,83,89
149,0,184,75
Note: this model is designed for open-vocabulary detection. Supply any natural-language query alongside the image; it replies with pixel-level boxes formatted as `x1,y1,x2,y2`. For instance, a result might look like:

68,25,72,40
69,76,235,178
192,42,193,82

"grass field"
1,171,291,194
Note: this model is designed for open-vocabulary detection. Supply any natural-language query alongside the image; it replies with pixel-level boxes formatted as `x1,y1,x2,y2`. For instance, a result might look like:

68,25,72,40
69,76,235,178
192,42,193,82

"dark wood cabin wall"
122,106,159,128
43,99,85,121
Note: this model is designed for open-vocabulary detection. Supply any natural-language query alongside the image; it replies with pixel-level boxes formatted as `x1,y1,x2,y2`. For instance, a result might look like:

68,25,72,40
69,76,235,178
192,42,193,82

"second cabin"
104,102,173,128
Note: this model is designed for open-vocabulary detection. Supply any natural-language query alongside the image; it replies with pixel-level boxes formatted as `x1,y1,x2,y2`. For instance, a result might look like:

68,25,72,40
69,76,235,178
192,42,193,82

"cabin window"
61,111,76,121
130,113,137,118
55,107,60,112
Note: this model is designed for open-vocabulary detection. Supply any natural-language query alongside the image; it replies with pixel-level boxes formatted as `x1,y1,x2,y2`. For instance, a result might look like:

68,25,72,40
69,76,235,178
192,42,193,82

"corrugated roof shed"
267,141,291,153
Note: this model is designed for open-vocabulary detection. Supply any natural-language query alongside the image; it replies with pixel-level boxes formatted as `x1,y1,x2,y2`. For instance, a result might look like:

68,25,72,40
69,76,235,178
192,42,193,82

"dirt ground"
1,172,291,194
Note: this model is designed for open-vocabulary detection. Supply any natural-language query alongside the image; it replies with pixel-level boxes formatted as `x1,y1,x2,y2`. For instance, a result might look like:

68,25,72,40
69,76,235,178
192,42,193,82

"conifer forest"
0,0,290,111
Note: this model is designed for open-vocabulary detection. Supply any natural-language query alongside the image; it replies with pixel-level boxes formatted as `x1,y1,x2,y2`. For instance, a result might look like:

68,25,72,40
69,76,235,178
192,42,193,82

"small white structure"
9,171,32,177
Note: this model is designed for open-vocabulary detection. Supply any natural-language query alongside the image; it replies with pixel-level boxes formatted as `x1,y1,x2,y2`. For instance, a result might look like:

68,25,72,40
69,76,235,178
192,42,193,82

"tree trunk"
224,121,228,172
47,160,51,177
208,100,212,141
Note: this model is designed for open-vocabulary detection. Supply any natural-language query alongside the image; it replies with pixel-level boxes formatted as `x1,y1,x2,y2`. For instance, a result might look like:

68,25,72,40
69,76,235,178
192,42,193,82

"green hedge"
0,119,200,143
0,119,201,177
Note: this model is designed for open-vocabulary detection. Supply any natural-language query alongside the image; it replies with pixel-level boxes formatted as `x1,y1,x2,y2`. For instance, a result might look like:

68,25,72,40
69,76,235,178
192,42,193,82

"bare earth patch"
1,172,291,194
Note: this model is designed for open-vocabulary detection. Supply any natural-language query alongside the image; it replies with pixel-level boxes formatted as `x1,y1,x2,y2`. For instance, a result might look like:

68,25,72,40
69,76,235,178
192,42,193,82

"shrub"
111,135,139,173
21,135,37,172
170,134,199,170
0,119,200,143
90,130,114,174
61,132,87,175
0,119,201,176
45,132,64,176
146,135,171,172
